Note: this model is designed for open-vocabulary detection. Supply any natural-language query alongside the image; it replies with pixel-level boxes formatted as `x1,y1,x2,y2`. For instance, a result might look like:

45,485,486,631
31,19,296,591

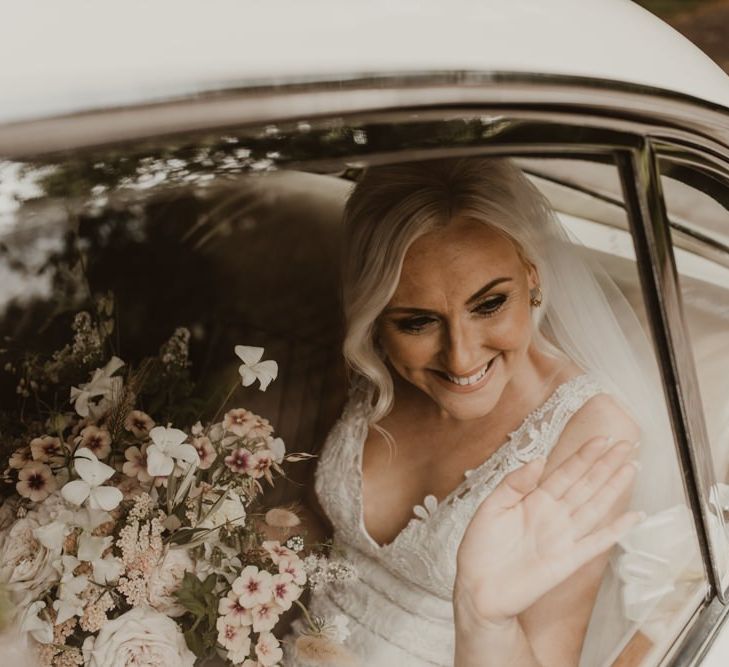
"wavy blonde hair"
342,157,558,425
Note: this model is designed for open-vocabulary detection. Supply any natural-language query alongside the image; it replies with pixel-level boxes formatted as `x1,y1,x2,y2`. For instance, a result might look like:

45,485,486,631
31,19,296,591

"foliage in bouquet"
0,297,356,667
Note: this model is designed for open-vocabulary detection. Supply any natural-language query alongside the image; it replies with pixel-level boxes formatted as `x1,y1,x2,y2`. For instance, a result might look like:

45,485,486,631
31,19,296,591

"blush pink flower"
16,462,57,502
218,590,253,626
8,446,34,469
225,448,253,474
270,573,301,611
232,566,273,608
223,409,273,439
251,601,281,633
262,540,296,565
122,444,152,483
29,436,64,463
278,556,307,586
248,450,274,480
192,436,216,470
255,632,283,666
76,425,112,459
216,616,252,659
124,410,155,438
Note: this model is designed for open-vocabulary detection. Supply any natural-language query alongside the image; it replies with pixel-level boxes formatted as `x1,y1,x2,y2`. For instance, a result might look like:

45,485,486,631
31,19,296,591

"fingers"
571,460,638,539
560,440,635,512
483,457,547,511
540,436,614,499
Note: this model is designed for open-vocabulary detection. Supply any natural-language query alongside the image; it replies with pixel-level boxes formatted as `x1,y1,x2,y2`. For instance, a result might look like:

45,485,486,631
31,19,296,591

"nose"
440,317,488,376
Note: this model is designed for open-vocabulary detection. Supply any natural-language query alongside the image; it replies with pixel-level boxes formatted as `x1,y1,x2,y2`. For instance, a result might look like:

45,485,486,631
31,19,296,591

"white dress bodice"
287,374,603,667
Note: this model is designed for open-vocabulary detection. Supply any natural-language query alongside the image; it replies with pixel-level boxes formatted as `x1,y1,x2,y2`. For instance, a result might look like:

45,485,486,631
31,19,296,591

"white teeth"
446,361,492,386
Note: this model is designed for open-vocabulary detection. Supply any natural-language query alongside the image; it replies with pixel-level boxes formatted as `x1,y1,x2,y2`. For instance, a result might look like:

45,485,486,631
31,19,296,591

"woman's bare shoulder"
546,389,640,472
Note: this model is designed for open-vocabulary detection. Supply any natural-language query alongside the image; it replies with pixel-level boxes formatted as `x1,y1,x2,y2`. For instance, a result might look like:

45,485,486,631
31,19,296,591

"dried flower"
265,508,299,530
294,634,359,666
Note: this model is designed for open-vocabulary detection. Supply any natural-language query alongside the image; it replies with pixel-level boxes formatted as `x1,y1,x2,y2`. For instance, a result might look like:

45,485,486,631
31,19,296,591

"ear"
525,260,539,290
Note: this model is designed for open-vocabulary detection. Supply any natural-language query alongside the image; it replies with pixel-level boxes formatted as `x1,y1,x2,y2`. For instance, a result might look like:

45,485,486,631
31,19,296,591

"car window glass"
660,160,729,596
0,124,709,667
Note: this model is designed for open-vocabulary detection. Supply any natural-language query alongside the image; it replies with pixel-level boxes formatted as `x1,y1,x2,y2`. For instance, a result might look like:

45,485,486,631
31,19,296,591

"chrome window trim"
2,72,729,158
618,142,725,600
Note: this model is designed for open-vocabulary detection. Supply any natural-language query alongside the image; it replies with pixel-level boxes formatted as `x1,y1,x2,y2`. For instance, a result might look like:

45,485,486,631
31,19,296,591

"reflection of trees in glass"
1,164,347,501
9,116,512,206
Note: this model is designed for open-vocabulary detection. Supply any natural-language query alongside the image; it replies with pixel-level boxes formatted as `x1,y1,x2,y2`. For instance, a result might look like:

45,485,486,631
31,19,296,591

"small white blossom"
70,356,124,418
61,447,123,511
235,346,278,392
146,426,199,477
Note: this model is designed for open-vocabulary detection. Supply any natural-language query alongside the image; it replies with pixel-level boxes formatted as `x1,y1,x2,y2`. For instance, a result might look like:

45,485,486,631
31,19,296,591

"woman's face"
378,216,538,421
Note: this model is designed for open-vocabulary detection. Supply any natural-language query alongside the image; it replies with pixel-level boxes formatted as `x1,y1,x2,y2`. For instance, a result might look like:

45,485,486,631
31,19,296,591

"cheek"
379,330,436,368
487,307,534,351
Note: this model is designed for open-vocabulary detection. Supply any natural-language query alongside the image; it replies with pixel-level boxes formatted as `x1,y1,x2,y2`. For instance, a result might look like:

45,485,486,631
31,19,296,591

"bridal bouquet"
0,296,355,666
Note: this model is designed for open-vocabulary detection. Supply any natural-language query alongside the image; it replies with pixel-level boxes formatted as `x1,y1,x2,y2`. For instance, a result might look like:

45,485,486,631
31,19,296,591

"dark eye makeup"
392,293,509,334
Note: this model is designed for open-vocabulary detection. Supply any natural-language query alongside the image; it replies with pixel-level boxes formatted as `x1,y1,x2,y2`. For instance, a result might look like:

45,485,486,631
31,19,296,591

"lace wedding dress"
286,374,604,667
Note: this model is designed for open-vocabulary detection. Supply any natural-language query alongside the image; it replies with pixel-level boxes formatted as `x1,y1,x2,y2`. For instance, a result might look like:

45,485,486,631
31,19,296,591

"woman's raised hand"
454,436,641,624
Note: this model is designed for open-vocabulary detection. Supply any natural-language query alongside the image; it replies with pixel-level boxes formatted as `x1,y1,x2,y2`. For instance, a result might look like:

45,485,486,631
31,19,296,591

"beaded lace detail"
293,374,603,667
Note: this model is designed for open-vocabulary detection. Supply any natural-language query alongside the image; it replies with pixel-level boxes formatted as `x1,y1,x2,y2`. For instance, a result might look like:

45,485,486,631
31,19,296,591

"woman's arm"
453,395,640,667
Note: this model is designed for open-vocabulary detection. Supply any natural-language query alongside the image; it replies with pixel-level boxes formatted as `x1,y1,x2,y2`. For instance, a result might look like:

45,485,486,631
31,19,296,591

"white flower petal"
174,443,200,465
74,447,115,485
235,345,264,365
147,444,174,477
78,533,112,562
252,360,278,391
61,479,91,506
88,485,123,511
238,365,257,387
92,556,123,585
269,437,285,463
102,356,125,377
34,520,69,553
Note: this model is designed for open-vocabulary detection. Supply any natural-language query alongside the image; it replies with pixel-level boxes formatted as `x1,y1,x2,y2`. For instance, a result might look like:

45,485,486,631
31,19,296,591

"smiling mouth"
434,356,499,387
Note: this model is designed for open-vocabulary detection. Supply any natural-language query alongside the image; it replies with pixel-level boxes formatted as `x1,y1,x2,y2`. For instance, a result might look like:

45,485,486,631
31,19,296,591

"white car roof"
2,0,729,124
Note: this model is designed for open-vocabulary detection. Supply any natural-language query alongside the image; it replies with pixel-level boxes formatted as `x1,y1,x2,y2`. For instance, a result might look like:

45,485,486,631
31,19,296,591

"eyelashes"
393,294,508,334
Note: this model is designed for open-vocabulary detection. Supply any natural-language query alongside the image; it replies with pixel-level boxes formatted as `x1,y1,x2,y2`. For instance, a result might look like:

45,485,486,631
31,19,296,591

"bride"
287,157,675,666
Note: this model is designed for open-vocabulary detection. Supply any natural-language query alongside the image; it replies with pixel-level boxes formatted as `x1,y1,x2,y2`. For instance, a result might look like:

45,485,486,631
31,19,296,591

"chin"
428,387,502,421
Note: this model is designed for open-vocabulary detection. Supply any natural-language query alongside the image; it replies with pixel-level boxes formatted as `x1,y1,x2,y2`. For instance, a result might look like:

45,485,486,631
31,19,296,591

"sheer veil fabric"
292,163,683,665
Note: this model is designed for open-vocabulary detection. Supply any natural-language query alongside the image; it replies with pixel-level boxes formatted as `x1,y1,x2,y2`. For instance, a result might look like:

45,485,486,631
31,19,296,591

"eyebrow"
382,277,513,315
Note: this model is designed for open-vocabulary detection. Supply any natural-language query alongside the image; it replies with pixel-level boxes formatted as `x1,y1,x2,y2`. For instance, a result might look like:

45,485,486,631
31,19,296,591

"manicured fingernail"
633,441,641,449
630,460,642,471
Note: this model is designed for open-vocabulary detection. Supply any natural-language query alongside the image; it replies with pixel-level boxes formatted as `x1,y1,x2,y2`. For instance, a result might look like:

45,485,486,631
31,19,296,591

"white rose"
147,548,194,617
0,514,60,608
82,606,196,667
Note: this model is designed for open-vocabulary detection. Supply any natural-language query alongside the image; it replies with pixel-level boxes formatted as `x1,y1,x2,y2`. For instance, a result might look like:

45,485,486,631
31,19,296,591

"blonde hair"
342,156,559,425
